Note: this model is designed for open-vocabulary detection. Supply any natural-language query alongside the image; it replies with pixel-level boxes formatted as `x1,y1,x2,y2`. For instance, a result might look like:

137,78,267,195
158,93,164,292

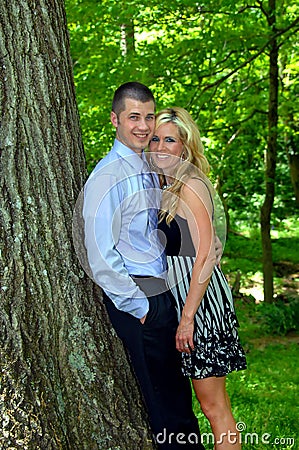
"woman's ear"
111,111,118,128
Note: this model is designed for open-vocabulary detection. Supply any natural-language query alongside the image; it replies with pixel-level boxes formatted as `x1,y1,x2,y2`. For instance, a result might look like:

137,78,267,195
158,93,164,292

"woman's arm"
175,177,216,353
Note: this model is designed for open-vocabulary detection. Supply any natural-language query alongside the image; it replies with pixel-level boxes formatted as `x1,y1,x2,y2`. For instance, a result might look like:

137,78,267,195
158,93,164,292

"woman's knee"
200,398,222,421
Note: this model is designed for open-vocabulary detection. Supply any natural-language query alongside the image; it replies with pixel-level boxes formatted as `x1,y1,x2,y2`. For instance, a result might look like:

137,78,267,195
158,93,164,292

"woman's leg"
192,376,241,449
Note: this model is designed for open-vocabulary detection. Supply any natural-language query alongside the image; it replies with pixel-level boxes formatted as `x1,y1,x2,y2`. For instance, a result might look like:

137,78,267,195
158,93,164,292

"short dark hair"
112,82,155,116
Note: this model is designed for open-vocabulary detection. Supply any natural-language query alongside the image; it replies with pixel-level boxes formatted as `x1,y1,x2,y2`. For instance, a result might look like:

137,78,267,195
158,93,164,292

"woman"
149,107,247,449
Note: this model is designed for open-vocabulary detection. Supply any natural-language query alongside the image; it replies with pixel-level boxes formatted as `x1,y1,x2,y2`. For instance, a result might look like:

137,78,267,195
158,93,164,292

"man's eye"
146,116,155,121
130,115,138,120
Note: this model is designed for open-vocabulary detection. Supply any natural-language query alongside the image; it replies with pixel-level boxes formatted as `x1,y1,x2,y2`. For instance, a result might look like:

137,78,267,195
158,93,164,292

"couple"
83,82,247,449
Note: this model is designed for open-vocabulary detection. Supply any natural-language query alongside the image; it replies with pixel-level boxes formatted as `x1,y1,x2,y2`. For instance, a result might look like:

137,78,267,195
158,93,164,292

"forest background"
65,0,298,304
65,1,298,448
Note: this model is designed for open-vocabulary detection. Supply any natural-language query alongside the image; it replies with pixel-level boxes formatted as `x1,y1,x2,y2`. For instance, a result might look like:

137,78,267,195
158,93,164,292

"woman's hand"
176,315,195,354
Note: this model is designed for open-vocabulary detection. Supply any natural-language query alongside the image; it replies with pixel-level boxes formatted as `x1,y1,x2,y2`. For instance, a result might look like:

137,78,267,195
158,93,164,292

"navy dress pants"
103,286,205,450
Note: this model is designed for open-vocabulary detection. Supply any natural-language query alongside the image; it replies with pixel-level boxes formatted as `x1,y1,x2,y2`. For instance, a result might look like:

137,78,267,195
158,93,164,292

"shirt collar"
113,139,147,172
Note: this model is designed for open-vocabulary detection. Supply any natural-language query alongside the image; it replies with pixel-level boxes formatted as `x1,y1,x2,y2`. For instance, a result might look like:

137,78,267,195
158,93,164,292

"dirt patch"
273,260,299,278
249,331,299,350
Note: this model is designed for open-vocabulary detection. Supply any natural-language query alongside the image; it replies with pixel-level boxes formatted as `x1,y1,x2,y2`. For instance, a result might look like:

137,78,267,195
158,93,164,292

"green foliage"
65,0,298,300
65,0,298,226
272,217,299,264
221,216,298,305
256,300,299,336
223,232,262,277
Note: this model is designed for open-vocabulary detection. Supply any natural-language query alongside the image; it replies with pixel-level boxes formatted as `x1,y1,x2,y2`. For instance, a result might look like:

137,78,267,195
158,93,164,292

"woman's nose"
157,139,164,150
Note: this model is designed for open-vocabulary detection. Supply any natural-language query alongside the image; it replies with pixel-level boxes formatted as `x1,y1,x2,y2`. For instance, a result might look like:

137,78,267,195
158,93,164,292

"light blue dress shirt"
83,139,167,319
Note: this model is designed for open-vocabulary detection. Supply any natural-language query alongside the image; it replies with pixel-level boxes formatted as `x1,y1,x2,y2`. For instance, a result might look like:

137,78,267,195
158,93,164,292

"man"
83,82,205,449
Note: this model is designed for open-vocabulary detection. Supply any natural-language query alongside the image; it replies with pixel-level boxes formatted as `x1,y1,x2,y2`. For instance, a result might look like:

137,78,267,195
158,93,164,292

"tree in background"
66,0,298,302
0,1,154,448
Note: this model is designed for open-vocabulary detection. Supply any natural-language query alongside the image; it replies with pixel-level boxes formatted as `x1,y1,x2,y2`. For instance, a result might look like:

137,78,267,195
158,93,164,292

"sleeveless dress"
158,214,247,379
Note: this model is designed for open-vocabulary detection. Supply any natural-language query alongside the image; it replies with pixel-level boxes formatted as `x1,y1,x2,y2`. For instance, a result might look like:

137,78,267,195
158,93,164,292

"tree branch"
192,17,299,98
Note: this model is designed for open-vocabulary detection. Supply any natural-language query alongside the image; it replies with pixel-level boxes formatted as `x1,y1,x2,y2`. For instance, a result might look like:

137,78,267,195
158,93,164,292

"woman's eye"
165,137,175,143
151,136,159,142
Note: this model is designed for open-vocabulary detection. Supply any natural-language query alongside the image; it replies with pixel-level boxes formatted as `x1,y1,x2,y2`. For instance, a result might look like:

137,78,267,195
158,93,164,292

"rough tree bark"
0,1,154,448
260,0,278,303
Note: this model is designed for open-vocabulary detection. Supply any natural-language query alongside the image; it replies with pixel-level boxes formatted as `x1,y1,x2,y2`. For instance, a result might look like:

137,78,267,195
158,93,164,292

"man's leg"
143,291,205,449
103,293,164,435
104,292,205,449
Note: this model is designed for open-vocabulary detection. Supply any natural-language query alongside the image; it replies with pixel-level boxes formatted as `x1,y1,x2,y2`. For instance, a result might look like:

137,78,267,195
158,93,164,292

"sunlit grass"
193,314,298,449
192,217,298,449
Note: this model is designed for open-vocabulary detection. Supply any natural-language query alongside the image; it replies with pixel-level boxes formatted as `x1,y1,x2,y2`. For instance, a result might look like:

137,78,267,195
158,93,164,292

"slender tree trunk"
0,1,154,448
285,119,299,207
120,4,135,58
121,20,135,56
287,148,299,207
280,54,299,207
260,0,278,303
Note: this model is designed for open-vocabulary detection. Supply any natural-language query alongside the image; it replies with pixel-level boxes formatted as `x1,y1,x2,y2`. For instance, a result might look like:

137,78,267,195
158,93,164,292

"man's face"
111,98,155,154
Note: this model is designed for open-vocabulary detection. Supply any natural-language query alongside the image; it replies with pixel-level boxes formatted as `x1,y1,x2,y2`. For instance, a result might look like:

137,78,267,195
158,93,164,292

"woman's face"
149,122,184,174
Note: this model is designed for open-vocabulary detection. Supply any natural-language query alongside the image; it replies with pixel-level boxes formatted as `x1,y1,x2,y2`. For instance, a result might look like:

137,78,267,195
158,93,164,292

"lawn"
193,304,298,450
193,216,298,449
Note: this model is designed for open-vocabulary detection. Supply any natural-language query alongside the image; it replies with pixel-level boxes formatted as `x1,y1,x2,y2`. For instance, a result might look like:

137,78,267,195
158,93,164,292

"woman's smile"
150,123,184,171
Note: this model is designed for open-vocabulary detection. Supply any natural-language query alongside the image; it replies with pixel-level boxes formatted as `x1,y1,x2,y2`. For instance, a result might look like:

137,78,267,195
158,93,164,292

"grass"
192,216,298,449
193,303,298,449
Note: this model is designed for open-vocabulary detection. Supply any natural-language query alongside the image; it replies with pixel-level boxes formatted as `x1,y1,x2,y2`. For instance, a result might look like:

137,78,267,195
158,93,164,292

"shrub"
256,300,299,335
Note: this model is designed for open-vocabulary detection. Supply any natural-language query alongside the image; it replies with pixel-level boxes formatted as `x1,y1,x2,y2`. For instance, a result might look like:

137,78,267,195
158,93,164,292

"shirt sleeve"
83,170,149,319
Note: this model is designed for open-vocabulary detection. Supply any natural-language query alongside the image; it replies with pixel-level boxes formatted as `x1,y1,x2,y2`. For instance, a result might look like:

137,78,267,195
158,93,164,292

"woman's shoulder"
180,174,214,215
182,173,212,195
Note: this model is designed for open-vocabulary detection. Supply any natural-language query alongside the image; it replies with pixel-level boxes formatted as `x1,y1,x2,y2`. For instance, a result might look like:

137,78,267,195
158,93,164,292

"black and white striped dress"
158,214,247,379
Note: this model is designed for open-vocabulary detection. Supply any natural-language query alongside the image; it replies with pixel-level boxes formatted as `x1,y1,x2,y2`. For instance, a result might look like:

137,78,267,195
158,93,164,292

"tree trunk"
260,0,278,303
121,20,135,57
288,147,299,207
285,120,299,207
0,1,154,449
120,4,135,58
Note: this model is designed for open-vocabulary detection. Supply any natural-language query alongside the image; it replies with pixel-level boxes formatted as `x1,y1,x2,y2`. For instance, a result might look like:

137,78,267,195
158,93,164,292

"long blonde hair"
152,107,210,224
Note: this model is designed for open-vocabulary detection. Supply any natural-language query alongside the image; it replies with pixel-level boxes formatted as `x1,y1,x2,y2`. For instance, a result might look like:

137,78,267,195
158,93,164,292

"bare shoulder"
180,176,214,216
182,176,212,197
